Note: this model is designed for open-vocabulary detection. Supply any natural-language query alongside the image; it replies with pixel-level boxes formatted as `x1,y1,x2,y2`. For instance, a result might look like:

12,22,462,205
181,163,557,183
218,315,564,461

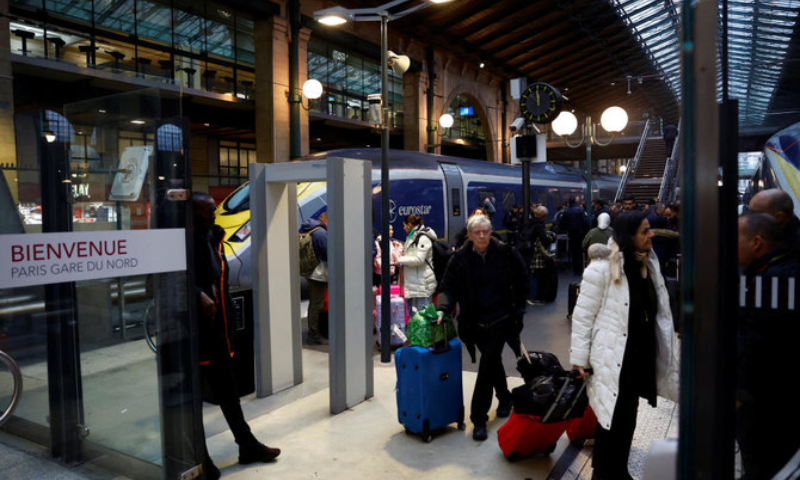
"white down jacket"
398,227,438,299
569,241,680,430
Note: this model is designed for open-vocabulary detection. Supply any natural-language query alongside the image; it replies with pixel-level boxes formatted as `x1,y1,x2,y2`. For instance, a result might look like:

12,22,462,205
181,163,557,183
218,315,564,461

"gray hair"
467,214,493,233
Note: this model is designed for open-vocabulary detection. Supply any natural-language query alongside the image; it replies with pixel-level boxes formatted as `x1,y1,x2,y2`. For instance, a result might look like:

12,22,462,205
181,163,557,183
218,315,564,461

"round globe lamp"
600,106,628,133
302,79,323,100
552,111,578,136
439,113,454,129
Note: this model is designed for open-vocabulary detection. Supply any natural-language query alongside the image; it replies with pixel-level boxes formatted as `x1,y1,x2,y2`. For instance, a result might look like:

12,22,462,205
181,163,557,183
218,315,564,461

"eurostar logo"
389,199,397,223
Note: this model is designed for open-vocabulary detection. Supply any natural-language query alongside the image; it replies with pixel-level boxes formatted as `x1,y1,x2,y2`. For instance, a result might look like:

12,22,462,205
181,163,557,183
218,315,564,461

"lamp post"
552,107,628,216
315,0,454,363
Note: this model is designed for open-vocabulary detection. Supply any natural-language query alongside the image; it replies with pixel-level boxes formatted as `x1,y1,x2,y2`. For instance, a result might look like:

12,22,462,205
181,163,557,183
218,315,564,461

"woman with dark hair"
397,214,438,314
570,210,680,480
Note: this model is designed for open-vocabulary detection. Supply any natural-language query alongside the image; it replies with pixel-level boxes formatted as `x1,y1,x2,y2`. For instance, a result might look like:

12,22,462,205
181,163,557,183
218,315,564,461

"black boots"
239,443,281,464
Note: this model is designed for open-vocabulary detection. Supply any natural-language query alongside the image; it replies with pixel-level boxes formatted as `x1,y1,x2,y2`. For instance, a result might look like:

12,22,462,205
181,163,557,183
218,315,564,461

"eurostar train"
217,149,622,288
758,121,800,217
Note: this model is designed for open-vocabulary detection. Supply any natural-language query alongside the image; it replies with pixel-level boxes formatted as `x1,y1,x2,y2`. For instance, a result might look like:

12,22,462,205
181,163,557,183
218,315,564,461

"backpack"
412,231,453,287
298,226,322,277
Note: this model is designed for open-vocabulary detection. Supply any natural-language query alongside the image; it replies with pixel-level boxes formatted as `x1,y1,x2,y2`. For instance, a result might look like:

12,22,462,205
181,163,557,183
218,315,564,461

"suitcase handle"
429,318,451,354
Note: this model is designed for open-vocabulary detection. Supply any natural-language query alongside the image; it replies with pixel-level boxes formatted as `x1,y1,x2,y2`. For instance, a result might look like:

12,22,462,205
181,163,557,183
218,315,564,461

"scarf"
634,251,649,278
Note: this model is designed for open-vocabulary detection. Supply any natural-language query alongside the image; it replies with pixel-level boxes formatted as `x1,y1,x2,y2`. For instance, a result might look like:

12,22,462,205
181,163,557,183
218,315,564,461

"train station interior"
1,0,799,478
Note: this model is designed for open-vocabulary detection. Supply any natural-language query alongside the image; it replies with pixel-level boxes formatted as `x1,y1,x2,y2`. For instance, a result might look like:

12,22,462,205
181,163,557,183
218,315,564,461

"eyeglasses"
471,229,492,237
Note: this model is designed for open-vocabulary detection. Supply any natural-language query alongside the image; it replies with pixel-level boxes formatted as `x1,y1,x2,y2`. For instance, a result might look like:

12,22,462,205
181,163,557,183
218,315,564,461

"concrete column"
0,0,19,200
403,71,425,152
255,16,290,163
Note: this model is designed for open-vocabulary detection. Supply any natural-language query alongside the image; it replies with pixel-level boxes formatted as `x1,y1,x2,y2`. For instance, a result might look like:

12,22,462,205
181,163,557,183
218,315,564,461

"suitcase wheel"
506,452,520,462
545,444,556,455
422,420,431,443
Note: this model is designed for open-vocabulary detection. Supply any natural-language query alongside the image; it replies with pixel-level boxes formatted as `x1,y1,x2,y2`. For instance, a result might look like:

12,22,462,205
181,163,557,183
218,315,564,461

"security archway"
249,157,373,414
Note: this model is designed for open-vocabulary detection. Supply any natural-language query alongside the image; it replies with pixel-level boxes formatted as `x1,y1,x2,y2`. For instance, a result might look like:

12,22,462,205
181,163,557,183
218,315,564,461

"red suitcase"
497,412,568,460
566,405,598,442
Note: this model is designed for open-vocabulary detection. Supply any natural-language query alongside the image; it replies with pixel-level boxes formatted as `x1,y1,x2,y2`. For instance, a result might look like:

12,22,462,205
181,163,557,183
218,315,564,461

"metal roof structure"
331,0,800,133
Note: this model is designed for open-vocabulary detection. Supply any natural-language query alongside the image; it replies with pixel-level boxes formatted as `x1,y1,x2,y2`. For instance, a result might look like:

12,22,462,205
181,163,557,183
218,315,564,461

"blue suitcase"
394,336,465,442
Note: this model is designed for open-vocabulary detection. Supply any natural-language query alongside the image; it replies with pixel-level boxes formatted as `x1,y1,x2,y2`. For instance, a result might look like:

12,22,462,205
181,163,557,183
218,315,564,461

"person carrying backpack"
397,214,438,315
299,212,328,345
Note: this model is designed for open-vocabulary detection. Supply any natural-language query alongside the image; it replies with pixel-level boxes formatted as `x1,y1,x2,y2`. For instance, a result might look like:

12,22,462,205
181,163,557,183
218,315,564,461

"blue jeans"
406,296,432,316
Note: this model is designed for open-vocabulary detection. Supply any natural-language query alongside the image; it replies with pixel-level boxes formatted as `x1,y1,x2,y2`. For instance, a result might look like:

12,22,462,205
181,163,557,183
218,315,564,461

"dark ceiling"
326,0,800,134
330,0,682,124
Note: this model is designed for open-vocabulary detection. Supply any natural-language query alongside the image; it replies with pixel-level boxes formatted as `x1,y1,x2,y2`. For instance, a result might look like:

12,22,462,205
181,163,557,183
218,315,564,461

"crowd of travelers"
210,185,796,480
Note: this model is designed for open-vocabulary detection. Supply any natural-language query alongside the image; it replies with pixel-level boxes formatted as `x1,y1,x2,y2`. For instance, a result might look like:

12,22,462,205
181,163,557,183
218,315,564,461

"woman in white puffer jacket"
570,210,680,480
397,214,438,315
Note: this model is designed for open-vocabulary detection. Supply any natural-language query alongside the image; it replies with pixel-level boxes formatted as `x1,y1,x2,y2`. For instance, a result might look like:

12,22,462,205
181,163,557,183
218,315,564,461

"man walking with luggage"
437,215,529,441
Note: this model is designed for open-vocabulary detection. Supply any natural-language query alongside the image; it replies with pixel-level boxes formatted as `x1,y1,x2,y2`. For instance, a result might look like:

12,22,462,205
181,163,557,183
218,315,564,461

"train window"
451,188,461,216
501,191,516,212
478,191,497,216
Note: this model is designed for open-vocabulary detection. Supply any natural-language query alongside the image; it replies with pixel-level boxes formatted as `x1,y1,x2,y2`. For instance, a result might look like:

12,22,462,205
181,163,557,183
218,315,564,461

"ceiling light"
131,119,146,125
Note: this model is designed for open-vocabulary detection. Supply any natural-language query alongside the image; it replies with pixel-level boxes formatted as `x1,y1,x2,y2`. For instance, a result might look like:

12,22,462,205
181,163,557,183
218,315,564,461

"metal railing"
659,118,682,203
0,350,23,427
614,118,651,202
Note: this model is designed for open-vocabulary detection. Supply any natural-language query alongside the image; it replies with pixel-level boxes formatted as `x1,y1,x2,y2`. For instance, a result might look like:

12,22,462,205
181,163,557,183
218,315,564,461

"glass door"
0,89,203,479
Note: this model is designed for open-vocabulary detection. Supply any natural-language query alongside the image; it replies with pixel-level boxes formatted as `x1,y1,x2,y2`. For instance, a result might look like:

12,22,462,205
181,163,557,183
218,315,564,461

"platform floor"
1,271,682,480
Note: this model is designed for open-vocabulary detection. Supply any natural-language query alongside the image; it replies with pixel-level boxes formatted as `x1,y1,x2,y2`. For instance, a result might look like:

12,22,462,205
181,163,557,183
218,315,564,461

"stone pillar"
255,16,290,163
0,0,18,200
403,71,426,152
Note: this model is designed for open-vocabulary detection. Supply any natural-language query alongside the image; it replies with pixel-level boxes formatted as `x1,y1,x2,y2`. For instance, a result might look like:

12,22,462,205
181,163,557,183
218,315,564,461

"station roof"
334,0,800,133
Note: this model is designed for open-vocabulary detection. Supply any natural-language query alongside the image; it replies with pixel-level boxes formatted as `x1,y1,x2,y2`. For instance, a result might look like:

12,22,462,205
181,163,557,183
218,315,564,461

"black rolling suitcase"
567,282,580,318
537,262,558,303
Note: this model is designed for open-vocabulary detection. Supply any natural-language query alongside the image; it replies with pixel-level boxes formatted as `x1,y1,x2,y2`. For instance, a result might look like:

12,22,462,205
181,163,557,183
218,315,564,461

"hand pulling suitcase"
567,281,581,318
395,323,465,442
376,293,408,348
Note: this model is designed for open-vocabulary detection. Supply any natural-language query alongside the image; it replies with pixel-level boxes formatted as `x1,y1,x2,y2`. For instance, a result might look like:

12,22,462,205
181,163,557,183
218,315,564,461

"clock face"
520,82,563,124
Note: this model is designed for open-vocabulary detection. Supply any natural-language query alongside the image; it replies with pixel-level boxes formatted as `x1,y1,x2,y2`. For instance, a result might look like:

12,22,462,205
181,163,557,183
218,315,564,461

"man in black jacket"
562,196,590,275
193,193,280,478
736,211,800,479
437,215,529,441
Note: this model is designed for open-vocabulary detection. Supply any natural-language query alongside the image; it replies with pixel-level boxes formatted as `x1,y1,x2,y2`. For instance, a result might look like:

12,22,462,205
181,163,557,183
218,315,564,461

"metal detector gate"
249,157,373,414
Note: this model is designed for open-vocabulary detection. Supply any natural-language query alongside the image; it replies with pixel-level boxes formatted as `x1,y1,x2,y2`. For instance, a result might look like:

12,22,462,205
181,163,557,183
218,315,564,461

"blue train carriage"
762,121,800,217
218,149,620,288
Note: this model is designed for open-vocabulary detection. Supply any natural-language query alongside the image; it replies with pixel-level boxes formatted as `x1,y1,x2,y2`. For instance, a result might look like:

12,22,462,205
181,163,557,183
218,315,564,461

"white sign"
110,146,152,201
0,229,187,289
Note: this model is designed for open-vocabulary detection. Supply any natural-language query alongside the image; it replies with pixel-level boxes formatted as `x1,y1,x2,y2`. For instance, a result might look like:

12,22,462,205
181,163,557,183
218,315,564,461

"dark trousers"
568,232,584,276
592,368,640,477
200,353,257,452
306,278,327,338
470,324,512,425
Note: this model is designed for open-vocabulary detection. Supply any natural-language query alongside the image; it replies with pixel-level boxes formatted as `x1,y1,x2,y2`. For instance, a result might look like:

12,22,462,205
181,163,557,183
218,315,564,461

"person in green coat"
582,212,614,265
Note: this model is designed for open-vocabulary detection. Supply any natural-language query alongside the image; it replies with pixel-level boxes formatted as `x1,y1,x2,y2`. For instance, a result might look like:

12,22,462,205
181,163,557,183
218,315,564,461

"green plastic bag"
406,304,457,348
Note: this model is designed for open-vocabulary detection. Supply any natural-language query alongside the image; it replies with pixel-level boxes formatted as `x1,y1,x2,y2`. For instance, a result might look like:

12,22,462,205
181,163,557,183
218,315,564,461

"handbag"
531,238,555,270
